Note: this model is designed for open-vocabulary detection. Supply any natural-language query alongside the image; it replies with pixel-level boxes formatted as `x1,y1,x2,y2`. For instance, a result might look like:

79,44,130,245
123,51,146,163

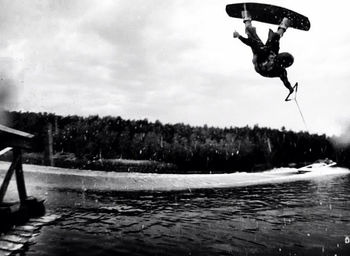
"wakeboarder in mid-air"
225,3,310,101
234,16,296,100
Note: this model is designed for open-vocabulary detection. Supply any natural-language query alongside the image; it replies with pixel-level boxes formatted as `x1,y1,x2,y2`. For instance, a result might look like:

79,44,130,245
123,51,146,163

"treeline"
3,111,343,173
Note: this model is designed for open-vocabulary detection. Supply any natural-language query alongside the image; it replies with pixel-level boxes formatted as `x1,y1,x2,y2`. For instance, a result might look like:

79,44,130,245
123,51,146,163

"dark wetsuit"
238,27,292,91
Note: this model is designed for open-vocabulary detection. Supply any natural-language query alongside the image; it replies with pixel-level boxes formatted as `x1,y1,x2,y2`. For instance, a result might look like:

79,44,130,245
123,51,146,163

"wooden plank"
0,125,33,139
0,148,12,156
0,125,34,149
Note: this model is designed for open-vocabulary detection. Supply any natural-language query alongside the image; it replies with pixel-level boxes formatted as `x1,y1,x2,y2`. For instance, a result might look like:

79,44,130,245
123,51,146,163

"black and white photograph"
0,0,349,255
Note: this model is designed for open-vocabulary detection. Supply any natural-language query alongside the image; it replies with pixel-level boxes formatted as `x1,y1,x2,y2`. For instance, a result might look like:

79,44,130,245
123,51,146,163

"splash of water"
331,121,350,148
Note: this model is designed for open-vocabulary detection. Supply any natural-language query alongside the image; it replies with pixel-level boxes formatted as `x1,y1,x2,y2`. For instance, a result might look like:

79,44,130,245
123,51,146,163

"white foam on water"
0,161,349,192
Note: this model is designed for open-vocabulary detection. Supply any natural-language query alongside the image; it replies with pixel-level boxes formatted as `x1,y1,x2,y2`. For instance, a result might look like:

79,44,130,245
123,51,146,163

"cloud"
0,0,349,135
1,1,203,112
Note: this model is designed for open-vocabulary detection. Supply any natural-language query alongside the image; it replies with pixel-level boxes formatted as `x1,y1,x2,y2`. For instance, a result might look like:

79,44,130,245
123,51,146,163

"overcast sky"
0,0,349,136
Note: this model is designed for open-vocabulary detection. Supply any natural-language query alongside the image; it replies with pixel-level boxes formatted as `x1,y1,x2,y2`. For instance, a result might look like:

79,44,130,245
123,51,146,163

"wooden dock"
0,214,60,255
0,125,45,232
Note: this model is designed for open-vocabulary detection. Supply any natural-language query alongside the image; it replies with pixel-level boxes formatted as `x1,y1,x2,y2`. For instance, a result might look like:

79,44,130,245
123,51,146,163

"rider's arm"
280,69,293,92
234,31,251,47
238,36,252,47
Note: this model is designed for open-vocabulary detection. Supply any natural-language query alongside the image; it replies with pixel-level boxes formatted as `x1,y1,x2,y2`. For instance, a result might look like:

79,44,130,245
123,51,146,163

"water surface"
22,173,350,256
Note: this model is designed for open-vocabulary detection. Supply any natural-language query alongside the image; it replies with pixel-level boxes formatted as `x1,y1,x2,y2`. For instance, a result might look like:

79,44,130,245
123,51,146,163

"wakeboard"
226,2,310,31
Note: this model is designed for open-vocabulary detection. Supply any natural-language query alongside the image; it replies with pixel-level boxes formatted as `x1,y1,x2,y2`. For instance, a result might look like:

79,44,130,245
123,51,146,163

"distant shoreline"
6,111,341,174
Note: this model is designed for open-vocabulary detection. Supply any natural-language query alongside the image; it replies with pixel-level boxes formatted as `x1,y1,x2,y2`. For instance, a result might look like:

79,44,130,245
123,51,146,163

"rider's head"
277,52,294,68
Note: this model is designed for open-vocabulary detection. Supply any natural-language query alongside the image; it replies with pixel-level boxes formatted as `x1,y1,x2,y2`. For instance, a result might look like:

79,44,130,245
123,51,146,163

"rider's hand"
233,31,240,38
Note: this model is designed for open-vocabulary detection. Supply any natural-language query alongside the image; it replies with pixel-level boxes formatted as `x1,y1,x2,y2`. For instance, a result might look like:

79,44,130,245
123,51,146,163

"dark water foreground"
7,174,350,256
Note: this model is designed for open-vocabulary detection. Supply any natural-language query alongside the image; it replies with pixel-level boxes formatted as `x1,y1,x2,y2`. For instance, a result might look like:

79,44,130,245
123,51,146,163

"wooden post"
14,148,27,202
43,122,54,166
0,153,20,203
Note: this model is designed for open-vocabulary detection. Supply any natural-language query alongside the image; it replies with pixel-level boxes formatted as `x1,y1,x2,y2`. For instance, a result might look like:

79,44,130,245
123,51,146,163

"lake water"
22,172,350,256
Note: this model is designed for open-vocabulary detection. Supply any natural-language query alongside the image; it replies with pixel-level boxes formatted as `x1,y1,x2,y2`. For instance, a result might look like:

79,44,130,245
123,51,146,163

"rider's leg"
265,29,281,55
241,10,252,27
265,17,291,55
276,17,291,37
241,10,263,44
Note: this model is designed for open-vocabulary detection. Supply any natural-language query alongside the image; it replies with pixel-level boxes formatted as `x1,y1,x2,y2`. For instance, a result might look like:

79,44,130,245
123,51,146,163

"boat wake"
0,161,349,192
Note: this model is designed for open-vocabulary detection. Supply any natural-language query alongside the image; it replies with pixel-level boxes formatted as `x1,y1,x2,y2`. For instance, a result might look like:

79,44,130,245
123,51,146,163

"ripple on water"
23,174,350,256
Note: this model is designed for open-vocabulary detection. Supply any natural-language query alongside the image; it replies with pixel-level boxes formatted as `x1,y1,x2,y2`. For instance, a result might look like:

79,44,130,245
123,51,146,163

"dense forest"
3,111,348,173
